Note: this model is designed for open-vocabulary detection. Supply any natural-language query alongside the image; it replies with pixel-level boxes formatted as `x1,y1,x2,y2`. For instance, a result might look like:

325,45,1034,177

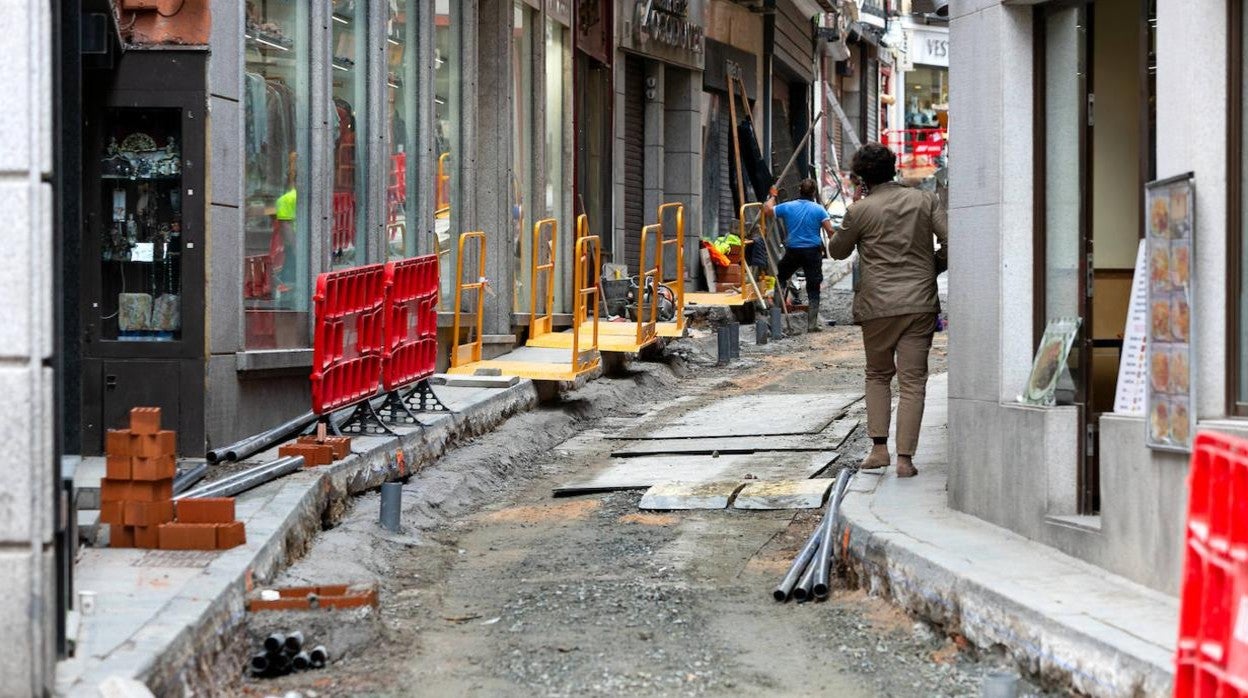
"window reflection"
331,0,367,268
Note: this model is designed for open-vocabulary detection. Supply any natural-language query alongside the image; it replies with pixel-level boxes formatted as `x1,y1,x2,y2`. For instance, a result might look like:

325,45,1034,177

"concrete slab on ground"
615,391,861,440
430,373,521,388
553,451,839,496
836,373,1177,698
610,420,858,457
734,478,834,509
638,481,746,510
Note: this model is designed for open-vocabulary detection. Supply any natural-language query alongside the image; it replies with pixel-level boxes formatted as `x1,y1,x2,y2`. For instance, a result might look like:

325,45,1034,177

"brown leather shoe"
861,444,890,469
896,455,918,478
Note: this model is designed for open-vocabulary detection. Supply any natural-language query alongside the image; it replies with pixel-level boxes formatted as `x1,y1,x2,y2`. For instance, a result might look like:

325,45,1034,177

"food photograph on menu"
1144,173,1195,452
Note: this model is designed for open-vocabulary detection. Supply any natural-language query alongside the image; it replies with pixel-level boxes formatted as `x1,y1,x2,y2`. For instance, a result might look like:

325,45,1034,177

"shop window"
1232,1,1248,412
242,0,312,349
435,0,463,309
545,18,572,311
331,0,368,269
387,0,415,259
513,2,536,312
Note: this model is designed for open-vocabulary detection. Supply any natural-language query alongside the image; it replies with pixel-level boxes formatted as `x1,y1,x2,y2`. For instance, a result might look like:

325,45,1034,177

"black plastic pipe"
309,645,329,668
283,630,304,654
292,651,311,671
206,410,317,463
263,633,285,654
249,653,269,674
813,468,855,599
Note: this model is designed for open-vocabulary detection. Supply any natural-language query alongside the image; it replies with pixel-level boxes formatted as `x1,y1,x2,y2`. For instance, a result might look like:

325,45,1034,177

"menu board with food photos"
1145,173,1195,452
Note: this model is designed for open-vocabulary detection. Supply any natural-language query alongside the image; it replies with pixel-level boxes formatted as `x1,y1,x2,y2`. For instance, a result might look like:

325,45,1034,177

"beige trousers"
860,313,936,456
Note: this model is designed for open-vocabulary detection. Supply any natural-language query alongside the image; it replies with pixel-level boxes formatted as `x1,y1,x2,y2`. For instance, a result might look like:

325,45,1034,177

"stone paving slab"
835,374,1177,698
734,478,834,509
554,451,839,496
638,481,746,510
615,392,862,440
610,420,858,457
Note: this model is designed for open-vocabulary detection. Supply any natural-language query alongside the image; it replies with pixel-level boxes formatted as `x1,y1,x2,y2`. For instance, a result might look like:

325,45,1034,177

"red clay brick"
129,479,173,503
124,499,175,527
133,525,161,549
110,525,135,548
133,430,176,458
297,435,352,460
105,429,134,457
131,455,175,481
319,587,379,609
105,455,132,480
247,597,312,612
279,442,334,467
129,406,161,435
158,522,218,550
99,500,125,525
216,521,246,549
99,478,130,503
176,497,235,524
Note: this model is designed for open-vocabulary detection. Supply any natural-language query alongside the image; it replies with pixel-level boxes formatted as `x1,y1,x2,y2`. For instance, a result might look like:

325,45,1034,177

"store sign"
619,0,705,70
906,27,949,67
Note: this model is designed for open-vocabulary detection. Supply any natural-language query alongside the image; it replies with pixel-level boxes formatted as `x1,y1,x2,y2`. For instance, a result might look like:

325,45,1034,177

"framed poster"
1145,173,1195,452
1020,317,1081,407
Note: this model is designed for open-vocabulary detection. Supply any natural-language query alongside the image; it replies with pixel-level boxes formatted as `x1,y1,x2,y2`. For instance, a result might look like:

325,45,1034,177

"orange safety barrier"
310,264,387,416
450,231,488,369
528,218,557,342
1175,431,1248,696
634,224,661,346
571,232,601,373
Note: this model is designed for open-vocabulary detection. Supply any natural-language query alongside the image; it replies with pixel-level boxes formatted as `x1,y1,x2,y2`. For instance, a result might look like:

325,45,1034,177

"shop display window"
544,18,572,312
332,0,369,269
243,0,312,349
386,0,415,259
512,1,535,312
435,0,463,308
97,108,184,342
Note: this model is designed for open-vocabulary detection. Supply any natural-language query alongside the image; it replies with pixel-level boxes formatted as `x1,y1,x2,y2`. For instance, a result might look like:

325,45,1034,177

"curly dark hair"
850,142,897,187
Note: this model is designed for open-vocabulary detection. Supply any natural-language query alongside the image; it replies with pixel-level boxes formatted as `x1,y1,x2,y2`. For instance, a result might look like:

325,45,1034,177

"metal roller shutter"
623,56,645,271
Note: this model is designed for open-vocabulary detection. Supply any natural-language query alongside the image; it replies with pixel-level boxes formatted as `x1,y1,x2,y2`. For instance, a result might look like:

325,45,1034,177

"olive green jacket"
828,182,948,323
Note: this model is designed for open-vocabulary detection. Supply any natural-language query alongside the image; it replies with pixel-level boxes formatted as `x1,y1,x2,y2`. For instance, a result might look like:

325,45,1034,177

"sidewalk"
56,378,540,697
836,374,1178,698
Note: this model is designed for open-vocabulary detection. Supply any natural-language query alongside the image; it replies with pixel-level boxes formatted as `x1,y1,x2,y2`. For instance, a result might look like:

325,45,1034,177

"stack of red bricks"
100,407,178,548
100,406,246,550
278,434,352,468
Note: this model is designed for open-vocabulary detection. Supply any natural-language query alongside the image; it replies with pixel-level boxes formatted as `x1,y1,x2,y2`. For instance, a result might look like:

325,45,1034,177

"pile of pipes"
772,467,854,603
249,631,329,678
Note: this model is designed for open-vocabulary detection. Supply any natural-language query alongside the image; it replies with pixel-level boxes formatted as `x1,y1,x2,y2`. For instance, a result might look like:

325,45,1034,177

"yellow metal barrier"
572,233,601,371
635,224,662,346
656,202,686,337
528,218,557,341
450,231,487,369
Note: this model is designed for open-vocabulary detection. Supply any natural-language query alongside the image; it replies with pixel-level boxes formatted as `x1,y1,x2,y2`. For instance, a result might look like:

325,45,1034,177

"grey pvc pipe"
283,630,304,653
292,651,311,671
813,468,855,599
793,554,819,602
309,645,329,668
207,410,317,463
380,482,402,532
263,633,285,653
172,462,208,495
756,318,770,345
772,520,822,601
769,306,783,338
176,456,304,500
717,326,731,366
249,653,269,673
728,322,741,358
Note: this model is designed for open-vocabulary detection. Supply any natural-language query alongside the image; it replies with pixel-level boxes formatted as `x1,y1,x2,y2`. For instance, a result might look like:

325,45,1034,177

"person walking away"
764,178,834,332
828,143,947,478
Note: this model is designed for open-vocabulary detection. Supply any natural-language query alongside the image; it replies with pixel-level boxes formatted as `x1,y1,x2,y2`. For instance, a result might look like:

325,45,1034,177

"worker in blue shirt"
764,178,835,332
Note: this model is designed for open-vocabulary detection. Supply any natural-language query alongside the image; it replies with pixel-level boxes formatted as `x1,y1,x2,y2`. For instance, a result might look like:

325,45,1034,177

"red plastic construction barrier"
310,264,386,415
1175,431,1248,696
381,254,439,392
332,191,356,255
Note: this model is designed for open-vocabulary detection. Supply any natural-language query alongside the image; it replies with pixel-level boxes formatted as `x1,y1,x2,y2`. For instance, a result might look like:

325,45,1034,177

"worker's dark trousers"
776,246,824,305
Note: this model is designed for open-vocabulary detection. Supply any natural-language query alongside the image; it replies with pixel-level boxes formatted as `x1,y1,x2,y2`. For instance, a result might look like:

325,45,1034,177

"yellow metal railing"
737,202,768,301
528,218,558,341
451,231,487,369
656,202,686,333
636,224,662,345
572,232,601,372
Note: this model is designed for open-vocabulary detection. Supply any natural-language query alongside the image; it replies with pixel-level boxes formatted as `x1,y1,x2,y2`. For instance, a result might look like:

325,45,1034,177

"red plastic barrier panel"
1175,431,1248,697
382,254,439,392
310,264,387,415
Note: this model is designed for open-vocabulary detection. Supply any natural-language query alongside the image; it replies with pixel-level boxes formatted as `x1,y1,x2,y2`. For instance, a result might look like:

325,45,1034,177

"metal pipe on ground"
176,456,304,500
206,410,319,464
309,645,329,668
172,462,208,495
292,651,312,671
812,468,855,599
249,653,269,674
793,555,819,602
263,633,286,654
772,518,822,601
283,630,304,653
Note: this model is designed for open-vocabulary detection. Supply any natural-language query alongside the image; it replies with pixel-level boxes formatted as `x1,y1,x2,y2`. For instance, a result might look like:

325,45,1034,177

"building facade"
947,0,1237,595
